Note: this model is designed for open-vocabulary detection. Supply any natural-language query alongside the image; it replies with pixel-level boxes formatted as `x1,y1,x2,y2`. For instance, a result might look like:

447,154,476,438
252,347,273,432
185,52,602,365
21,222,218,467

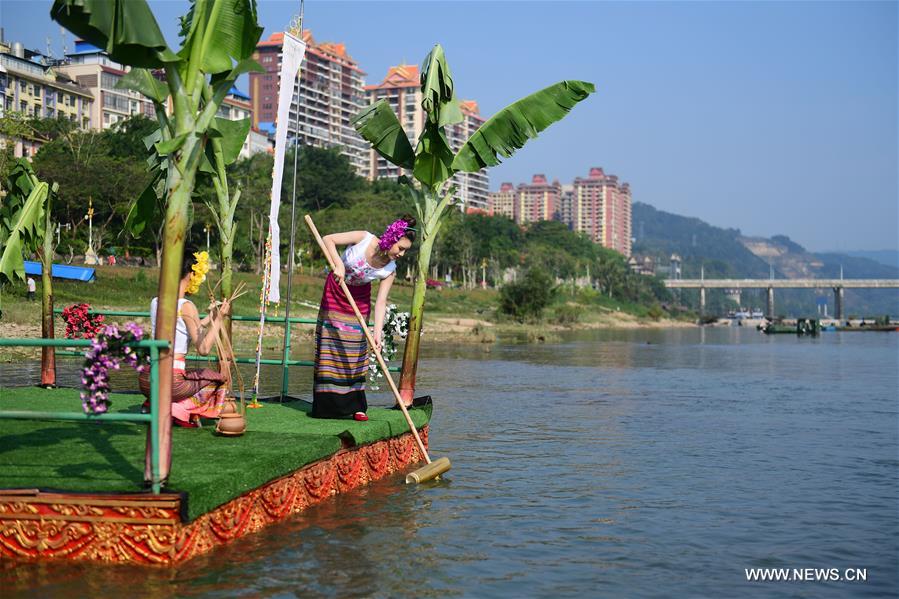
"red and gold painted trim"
0,426,428,565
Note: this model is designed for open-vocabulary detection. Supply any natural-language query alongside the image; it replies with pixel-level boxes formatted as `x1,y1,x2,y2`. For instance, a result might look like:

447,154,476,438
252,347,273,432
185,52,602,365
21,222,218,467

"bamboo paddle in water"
305,215,451,484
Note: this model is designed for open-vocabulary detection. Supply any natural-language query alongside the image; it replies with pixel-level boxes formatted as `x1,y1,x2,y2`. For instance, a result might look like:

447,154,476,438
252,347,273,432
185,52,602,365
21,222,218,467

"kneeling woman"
139,251,231,427
312,216,416,421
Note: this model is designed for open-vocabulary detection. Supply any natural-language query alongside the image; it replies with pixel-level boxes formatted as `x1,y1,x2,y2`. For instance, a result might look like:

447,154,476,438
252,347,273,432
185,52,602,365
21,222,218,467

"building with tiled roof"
250,30,369,177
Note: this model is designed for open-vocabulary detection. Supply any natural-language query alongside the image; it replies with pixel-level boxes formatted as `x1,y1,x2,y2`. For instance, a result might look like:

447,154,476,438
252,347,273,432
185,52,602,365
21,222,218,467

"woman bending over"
312,215,416,421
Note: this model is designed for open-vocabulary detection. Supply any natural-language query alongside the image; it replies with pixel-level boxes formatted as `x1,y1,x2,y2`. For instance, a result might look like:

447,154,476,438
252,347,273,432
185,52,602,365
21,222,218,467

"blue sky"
1,0,896,252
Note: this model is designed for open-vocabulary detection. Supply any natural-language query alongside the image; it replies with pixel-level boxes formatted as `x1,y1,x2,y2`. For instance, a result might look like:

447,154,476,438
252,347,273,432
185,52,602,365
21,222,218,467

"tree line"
4,114,670,312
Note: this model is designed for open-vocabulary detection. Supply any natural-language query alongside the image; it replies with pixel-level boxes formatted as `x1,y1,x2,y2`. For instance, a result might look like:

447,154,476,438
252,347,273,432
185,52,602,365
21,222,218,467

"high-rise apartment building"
251,31,369,177
365,64,489,210
557,184,575,228
0,39,93,156
490,167,632,256
569,167,632,256
515,174,561,224
488,182,516,220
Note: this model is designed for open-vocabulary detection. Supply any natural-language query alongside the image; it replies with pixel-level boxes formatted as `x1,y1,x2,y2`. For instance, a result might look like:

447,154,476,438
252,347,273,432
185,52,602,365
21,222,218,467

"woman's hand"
332,262,346,283
372,329,383,355
219,299,232,318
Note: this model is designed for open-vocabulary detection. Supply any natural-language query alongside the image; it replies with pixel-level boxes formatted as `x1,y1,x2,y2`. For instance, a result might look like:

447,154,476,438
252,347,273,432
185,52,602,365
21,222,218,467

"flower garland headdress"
378,220,414,252
185,251,210,295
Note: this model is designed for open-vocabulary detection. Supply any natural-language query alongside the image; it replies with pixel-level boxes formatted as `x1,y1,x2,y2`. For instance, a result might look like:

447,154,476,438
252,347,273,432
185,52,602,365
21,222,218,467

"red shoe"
353,412,368,422
172,417,198,428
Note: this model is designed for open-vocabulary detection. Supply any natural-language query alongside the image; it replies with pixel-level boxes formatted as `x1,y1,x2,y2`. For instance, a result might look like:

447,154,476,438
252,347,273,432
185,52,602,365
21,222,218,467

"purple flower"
79,320,151,415
378,219,411,252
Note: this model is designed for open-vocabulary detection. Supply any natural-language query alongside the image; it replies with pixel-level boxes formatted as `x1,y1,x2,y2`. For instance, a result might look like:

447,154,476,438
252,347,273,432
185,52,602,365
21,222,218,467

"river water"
2,328,898,597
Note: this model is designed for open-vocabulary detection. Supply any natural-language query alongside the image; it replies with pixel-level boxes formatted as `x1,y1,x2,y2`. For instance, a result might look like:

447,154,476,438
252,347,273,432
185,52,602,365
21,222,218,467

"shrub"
499,268,555,322
553,303,582,325
647,303,665,321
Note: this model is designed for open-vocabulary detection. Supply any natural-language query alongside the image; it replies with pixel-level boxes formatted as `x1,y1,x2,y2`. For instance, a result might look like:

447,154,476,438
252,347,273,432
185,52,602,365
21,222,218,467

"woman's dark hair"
400,214,417,243
181,249,198,279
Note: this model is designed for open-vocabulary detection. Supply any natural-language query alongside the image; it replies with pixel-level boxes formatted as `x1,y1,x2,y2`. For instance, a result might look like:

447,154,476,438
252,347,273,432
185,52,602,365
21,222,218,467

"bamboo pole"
305,215,451,483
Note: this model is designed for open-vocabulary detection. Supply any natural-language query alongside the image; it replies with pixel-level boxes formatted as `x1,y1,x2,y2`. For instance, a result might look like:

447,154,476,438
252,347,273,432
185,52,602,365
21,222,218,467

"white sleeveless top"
342,232,396,286
150,297,191,355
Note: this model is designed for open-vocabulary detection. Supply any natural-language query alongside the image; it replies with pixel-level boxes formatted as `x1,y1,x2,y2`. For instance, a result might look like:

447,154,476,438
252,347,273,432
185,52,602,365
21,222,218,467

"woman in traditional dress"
313,215,416,421
139,250,232,427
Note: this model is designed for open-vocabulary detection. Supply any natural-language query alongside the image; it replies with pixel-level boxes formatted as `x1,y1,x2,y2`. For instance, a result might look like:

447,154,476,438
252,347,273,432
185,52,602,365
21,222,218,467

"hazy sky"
1,0,896,251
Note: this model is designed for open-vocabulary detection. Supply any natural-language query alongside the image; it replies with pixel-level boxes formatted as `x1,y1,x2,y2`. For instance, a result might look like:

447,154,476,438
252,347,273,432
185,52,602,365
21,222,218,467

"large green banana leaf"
50,0,178,68
209,117,252,166
115,68,169,104
351,101,415,170
123,175,163,237
178,0,263,75
452,80,595,172
0,162,49,283
413,125,455,189
420,44,462,128
197,116,251,174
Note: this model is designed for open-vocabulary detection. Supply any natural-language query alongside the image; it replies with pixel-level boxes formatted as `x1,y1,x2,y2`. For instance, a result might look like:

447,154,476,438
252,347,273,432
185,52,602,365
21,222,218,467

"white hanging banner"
266,31,306,303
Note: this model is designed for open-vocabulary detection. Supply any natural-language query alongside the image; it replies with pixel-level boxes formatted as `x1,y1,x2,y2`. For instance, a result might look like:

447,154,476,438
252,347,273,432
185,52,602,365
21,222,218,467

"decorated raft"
0,388,431,565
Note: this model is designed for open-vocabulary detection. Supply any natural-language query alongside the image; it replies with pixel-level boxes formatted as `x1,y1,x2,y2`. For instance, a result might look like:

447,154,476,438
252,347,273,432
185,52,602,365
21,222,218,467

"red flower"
62,303,105,339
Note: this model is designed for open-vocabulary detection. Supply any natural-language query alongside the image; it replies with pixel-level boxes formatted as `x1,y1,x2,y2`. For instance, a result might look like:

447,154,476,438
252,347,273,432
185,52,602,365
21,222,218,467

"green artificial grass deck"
0,387,431,521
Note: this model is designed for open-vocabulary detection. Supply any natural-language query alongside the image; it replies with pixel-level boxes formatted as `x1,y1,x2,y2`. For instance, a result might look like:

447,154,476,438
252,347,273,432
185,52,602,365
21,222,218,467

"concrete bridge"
663,279,899,319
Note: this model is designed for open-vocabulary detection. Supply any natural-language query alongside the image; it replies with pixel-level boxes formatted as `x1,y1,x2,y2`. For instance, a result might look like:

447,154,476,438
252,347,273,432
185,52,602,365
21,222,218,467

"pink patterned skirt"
139,366,227,422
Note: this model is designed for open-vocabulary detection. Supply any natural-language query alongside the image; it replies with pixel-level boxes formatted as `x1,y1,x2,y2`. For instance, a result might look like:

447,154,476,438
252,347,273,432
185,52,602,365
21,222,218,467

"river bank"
0,265,692,360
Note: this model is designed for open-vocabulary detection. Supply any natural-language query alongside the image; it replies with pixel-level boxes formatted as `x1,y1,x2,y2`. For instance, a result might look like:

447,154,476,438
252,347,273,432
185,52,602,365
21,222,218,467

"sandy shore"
0,312,697,362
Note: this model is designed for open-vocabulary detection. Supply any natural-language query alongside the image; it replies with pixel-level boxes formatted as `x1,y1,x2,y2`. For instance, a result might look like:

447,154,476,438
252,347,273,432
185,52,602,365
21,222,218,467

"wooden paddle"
305,215,451,484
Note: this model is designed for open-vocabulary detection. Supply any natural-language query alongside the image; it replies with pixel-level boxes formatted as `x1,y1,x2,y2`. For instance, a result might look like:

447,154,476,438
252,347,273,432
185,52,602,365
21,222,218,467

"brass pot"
216,413,246,436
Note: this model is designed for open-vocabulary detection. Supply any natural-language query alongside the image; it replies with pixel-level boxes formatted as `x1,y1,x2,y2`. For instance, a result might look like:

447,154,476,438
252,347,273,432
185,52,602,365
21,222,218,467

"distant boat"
761,318,820,336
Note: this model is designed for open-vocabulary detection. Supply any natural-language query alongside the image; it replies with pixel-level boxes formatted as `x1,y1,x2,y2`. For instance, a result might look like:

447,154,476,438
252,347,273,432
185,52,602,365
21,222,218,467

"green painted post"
280,318,292,399
149,344,160,494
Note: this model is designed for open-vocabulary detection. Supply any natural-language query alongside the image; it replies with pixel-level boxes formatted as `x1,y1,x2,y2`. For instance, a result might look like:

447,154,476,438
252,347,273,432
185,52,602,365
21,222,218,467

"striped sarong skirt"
311,273,371,418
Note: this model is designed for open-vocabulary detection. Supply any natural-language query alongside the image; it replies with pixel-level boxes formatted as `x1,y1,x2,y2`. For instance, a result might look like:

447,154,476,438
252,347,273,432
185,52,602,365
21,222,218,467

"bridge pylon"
833,286,845,323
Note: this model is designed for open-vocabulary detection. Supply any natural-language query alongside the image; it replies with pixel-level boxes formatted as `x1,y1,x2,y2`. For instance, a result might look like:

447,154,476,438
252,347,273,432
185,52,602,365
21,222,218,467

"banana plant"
0,159,60,386
52,0,263,479
121,79,249,340
352,44,594,402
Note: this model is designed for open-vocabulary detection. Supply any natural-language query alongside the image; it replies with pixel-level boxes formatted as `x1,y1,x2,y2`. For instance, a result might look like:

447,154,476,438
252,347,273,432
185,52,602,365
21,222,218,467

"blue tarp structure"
23,261,95,282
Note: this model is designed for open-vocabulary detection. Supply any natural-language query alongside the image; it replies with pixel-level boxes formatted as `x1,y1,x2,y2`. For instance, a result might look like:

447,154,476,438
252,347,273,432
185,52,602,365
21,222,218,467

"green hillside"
632,203,899,317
